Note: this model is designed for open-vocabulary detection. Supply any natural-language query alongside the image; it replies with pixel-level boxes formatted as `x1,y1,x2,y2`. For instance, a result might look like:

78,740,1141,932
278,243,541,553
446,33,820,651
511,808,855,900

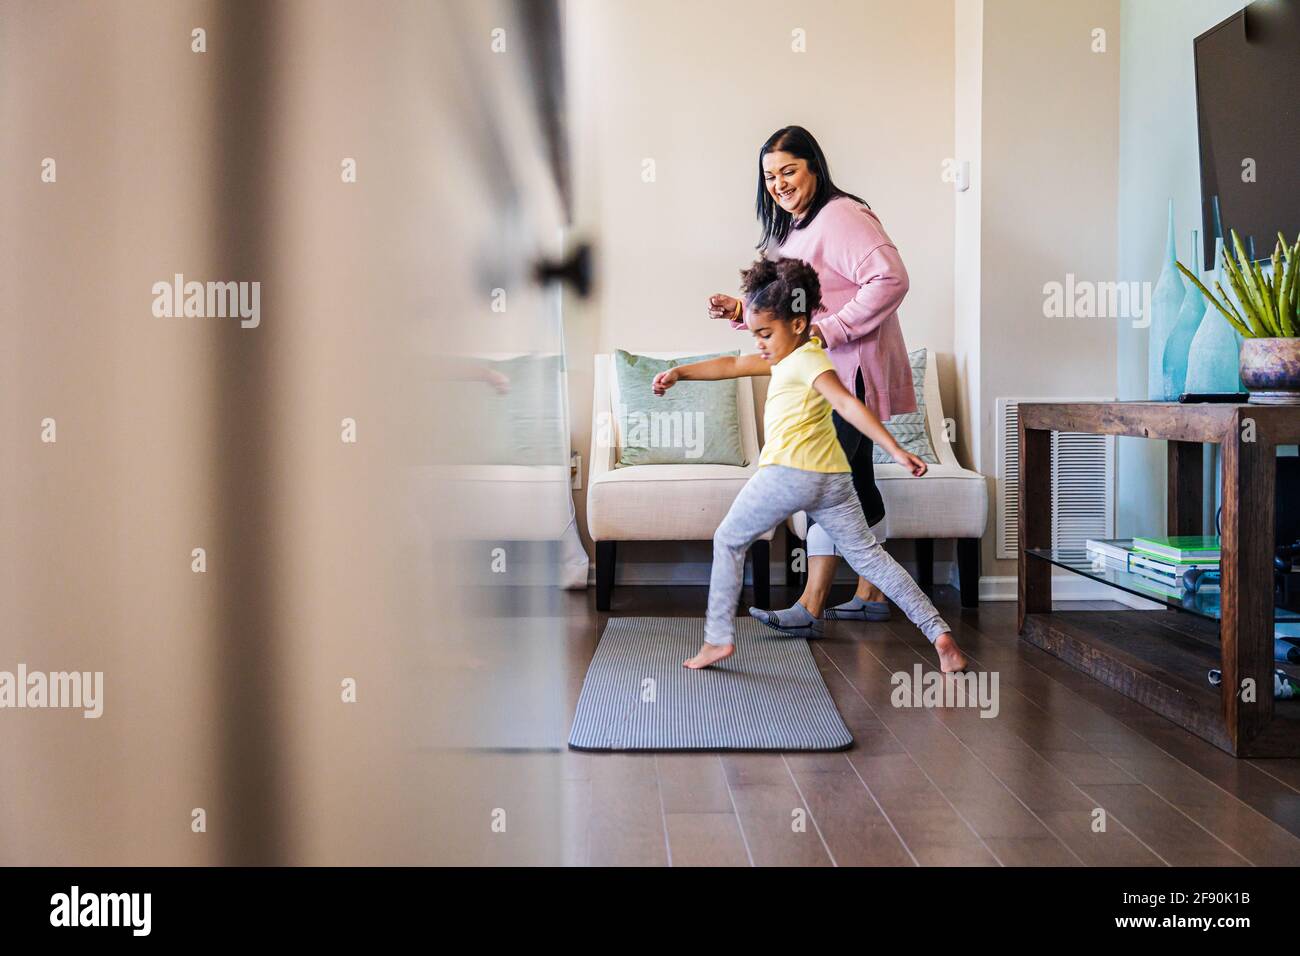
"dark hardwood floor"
475,583,1300,866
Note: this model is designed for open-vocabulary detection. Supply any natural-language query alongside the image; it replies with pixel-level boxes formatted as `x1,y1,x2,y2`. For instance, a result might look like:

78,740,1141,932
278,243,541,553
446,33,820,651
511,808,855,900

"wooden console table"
1018,401,1300,757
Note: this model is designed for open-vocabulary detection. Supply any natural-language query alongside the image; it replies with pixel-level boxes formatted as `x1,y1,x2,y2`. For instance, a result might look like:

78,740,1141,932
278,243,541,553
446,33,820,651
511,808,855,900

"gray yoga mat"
568,617,853,752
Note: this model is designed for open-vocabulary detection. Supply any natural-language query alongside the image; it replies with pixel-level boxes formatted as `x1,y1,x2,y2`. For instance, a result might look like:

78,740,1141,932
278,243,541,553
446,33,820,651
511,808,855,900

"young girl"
654,257,969,673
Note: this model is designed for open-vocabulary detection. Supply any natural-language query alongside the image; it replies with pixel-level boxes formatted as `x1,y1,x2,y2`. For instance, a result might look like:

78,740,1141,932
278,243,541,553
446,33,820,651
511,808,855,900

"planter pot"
1241,338,1300,405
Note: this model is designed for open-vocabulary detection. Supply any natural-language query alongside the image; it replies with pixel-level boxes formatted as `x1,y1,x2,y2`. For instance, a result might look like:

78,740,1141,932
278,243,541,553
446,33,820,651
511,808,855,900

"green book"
1128,576,1188,601
1131,535,1221,564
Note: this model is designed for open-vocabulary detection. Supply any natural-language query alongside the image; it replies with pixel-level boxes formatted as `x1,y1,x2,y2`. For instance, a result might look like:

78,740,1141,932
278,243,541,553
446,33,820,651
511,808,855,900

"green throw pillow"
613,350,747,467
440,354,567,467
873,348,940,465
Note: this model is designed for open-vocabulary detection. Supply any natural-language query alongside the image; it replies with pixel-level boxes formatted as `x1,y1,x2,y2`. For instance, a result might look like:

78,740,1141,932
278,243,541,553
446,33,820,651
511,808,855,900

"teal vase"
1185,238,1244,394
1148,200,1187,400
1160,228,1207,399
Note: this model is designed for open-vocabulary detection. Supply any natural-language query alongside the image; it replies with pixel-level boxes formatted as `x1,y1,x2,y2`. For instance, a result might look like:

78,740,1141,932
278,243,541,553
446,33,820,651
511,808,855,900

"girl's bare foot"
934,632,969,673
684,642,734,669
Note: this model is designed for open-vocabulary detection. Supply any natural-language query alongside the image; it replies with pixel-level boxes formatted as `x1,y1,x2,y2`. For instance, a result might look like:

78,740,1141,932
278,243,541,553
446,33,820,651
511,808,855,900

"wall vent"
995,398,1115,560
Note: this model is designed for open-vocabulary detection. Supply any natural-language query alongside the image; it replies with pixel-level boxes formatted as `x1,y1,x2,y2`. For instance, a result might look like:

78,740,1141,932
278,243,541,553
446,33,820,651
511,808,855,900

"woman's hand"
652,369,680,396
707,293,740,321
890,446,928,477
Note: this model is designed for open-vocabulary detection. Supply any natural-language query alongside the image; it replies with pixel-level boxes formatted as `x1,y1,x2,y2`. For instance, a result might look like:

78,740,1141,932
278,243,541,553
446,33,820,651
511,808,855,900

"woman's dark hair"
740,257,823,331
756,126,869,251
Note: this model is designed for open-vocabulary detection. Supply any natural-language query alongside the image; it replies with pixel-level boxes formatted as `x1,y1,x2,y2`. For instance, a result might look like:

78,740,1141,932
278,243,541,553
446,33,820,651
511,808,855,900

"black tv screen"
1194,0,1300,270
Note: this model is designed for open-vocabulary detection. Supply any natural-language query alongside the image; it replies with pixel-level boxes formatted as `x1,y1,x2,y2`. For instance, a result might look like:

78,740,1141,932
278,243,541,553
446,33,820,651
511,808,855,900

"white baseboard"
977,574,1161,609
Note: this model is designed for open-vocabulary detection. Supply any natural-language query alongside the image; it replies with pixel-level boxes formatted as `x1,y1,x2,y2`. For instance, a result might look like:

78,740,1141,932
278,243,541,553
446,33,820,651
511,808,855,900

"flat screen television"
1194,0,1300,270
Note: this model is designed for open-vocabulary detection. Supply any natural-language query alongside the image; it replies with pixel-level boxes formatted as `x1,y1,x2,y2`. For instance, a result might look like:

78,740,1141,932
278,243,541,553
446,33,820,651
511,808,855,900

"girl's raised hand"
652,369,679,396
892,447,928,478
707,293,738,320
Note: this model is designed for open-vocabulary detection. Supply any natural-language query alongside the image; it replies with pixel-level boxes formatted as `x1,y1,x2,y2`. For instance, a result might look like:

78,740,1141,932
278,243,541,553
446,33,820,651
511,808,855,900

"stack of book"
1084,535,1221,600
1083,538,1133,571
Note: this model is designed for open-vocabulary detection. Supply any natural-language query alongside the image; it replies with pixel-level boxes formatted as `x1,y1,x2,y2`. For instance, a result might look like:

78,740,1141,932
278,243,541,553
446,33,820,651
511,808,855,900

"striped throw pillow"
872,348,939,465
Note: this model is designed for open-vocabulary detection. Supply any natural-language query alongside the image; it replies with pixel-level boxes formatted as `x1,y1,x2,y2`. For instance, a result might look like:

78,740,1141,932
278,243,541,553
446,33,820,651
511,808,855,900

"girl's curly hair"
739,256,823,327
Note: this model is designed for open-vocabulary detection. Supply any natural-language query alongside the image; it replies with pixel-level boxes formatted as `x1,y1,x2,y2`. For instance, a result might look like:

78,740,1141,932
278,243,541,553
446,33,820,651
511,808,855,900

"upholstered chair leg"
915,538,934,588
595,540,616,611
751,539,771,610
957,537,980,608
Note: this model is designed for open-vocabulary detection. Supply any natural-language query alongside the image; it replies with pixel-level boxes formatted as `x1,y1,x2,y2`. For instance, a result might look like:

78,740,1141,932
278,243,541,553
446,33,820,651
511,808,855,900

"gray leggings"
705,465,950,646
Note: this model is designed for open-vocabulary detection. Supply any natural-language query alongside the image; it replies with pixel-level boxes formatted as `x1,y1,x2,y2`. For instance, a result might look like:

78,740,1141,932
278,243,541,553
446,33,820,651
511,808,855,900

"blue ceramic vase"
1160,228,1207,399
1148,200,1187,399
1185,238,1244,394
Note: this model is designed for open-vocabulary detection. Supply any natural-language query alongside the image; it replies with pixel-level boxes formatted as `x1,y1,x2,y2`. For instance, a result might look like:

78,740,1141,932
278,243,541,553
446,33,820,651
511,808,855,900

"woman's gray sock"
748,602,824,638
824,595,891,621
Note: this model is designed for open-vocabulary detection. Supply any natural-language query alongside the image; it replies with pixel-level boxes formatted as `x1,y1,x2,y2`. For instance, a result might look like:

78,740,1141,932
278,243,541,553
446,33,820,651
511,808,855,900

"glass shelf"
1025,547,1300,624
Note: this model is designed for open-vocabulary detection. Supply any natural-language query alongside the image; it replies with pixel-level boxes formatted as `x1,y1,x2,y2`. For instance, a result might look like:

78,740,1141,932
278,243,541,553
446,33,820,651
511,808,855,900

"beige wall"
952,0,983,474
974,0,1121,583
565,0,958,575
565,0,1125,592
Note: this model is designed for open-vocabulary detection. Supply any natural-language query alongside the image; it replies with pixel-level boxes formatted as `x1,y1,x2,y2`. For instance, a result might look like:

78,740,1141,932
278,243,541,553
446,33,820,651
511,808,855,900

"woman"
708,126,964,671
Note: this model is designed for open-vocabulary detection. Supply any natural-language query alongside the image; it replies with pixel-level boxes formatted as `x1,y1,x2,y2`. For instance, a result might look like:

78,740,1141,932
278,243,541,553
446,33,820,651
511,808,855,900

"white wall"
565,0,958,577
565,0,1147,593
974,0,1122,584
953,0,983,473
1115,0,1246,540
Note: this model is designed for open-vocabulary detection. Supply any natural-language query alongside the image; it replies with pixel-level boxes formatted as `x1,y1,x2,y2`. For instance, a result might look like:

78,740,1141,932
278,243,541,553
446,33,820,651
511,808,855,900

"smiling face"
762,150,817,219
746,307,808,364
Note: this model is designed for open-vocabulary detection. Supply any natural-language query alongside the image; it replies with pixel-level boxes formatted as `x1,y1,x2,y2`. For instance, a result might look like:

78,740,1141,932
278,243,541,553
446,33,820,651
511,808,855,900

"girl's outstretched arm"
811,370,928,477
653,354,770,395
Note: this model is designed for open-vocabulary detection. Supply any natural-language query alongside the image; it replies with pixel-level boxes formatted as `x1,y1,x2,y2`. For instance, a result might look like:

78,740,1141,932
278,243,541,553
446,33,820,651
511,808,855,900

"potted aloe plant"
1178,230,1300,404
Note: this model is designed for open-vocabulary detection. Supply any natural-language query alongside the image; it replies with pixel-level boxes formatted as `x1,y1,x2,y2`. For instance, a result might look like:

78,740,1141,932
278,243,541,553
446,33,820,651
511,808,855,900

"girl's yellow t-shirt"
758,339,851,473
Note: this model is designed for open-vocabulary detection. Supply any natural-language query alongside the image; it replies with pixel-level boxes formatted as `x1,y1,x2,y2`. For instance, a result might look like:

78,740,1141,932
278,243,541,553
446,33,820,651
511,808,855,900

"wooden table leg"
1218,415,1274,754
1019,423,1052,633
1167,440,1204,536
